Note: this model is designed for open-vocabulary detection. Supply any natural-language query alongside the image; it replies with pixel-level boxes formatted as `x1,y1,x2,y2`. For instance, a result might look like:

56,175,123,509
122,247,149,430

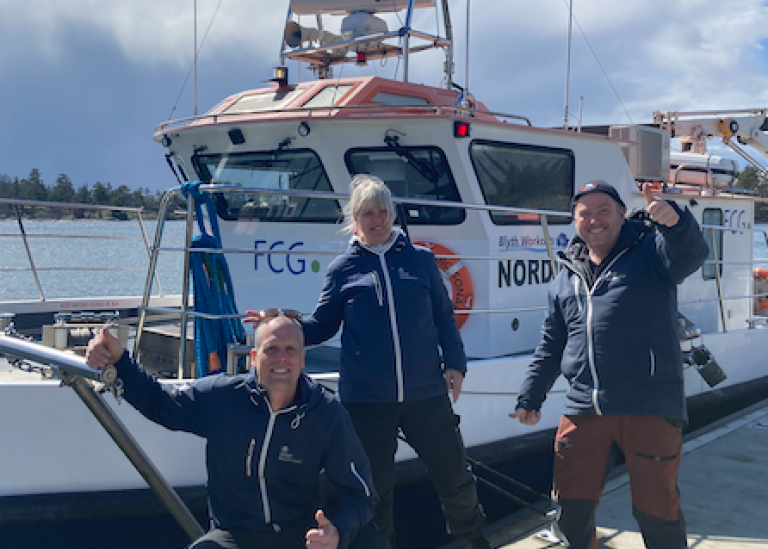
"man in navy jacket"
86,315,384,549
510,181,708,549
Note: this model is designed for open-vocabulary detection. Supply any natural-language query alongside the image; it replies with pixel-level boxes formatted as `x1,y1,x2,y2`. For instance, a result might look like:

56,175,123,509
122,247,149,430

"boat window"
303,86,354,108
223,88,306,114
470,140,574,225
345,147,465,225
370,93,430,106
702,208,724,280
196,149,342,222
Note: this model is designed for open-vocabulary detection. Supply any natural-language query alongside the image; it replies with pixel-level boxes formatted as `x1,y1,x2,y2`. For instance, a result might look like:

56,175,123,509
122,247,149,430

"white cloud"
2,0,768,186
0,0,286,69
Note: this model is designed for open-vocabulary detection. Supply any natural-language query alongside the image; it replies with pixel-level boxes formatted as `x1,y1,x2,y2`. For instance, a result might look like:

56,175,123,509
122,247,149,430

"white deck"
492,399,768,549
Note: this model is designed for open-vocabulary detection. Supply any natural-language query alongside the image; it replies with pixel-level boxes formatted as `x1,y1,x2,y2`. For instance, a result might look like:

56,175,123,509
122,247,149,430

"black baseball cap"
571,180,626,210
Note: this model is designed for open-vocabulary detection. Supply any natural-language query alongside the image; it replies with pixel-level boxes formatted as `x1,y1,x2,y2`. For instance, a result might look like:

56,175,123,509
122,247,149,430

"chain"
111,378,125,404
7,357,55,378
2,324,55,378
2,323,124,398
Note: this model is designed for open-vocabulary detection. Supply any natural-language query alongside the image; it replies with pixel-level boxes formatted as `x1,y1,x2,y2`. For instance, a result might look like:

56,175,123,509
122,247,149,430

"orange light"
454,121,470,138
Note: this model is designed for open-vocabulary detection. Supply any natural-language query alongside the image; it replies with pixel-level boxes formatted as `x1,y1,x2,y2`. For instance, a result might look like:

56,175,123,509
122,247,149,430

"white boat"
2,0,768,532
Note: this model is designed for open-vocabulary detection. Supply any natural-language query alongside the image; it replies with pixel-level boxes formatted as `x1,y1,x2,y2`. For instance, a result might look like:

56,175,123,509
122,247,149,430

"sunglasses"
261,308,302,321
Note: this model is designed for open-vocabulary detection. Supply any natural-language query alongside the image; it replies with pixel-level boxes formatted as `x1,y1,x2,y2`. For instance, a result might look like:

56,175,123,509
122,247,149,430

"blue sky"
2,0,768,194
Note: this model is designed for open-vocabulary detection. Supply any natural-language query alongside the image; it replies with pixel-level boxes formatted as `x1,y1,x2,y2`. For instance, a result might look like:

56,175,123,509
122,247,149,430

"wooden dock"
481,399,768,549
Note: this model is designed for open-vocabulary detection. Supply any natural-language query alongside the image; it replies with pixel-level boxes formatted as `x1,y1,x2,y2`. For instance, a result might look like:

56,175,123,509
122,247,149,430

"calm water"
0,219,187,302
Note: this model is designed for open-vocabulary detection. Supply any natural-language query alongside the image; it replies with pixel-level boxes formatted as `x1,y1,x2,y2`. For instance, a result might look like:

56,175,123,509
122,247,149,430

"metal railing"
684,223,768,333
0,198,164,300
155,102,533,133
136,184,768,379
135,185,569,377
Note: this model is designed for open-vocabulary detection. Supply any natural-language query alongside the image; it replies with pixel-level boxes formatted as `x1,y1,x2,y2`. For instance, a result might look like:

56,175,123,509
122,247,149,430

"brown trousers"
552,414,687,549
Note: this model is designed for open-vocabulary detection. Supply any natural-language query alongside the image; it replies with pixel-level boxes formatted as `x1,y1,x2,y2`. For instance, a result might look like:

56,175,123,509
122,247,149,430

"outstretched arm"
85,327,210,437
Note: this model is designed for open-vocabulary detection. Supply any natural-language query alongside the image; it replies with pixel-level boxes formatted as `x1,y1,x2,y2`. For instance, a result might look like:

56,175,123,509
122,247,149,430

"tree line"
1,166,767,222
0,168,186,219
733,166,768,223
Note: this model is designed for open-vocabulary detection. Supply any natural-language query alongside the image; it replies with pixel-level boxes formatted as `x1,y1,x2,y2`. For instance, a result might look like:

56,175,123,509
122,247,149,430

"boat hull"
2,325,766,504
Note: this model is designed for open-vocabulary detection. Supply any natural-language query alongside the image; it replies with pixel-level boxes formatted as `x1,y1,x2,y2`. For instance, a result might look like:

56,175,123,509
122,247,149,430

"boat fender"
414,241,474,329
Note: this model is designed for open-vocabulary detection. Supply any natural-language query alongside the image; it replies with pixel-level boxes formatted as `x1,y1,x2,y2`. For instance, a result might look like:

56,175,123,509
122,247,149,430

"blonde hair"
343,174,395,235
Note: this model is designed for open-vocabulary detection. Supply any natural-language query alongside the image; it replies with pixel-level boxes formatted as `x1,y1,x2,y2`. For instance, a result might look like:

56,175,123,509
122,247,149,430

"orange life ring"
415,241,474,329
754,268,768,281
760,300,768,311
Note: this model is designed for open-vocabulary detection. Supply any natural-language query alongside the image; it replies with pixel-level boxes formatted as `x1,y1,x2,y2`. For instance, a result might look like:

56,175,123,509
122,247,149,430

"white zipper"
246,399,298,524
573,276,582,312
258,413,277,523
245,439,256,477
371,271,384,306
378,254,404,402
650,349,656,377
582,249,629,416
350,462,372,497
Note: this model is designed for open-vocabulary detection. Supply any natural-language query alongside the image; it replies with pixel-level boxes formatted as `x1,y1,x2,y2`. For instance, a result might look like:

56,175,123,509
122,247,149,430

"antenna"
562,0,573,129
194,0,198,117
464,0,470,96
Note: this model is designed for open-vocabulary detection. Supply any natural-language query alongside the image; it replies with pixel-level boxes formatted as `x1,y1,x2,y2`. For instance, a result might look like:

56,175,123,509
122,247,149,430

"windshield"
197,149,342,222
346,146,465,225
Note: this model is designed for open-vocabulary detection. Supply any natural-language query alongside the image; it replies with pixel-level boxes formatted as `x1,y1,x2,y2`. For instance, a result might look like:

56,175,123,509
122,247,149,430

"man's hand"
445,369,464,403
243,310,266,327
644,184,679,227
306,509,339,549
508,408,541,426
85,327,125,370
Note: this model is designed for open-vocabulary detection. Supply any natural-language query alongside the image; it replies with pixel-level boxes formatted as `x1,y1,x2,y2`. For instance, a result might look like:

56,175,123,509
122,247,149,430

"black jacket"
114,353,376,549
517,203,709,421
302,232,466,403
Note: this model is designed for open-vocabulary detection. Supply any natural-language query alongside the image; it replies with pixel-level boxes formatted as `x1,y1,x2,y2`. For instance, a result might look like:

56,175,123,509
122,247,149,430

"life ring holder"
415,241,474,329
754,268,768,313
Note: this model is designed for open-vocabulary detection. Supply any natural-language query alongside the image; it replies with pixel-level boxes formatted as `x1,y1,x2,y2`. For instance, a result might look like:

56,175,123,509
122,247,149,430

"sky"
2,0,768,194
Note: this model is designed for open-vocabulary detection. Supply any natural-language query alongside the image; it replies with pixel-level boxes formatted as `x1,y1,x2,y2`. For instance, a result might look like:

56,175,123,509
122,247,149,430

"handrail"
0,198,164,305
155,103,533,133
13,205,44,300
0,198,145,212
137,185,768,379
135,185,571,377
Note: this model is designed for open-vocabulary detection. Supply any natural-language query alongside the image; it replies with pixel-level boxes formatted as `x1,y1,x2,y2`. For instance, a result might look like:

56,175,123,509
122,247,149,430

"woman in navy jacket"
299,175,487,549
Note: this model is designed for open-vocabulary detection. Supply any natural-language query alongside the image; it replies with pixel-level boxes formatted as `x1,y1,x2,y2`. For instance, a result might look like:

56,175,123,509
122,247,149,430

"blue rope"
181,182,245,376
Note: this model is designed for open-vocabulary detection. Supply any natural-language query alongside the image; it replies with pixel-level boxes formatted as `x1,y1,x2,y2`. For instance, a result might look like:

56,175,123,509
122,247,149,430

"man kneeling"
86,314,387,549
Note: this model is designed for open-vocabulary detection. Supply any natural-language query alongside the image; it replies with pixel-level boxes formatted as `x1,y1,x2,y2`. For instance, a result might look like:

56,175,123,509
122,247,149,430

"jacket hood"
348,228,409,256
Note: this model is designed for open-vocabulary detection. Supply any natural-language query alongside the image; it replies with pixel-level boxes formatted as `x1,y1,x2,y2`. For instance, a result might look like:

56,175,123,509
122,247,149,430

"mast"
562,0,573,129
194,0,199,116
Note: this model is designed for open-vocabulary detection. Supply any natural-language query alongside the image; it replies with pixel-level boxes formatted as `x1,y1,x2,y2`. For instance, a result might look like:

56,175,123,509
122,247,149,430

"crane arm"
653,108,768,177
